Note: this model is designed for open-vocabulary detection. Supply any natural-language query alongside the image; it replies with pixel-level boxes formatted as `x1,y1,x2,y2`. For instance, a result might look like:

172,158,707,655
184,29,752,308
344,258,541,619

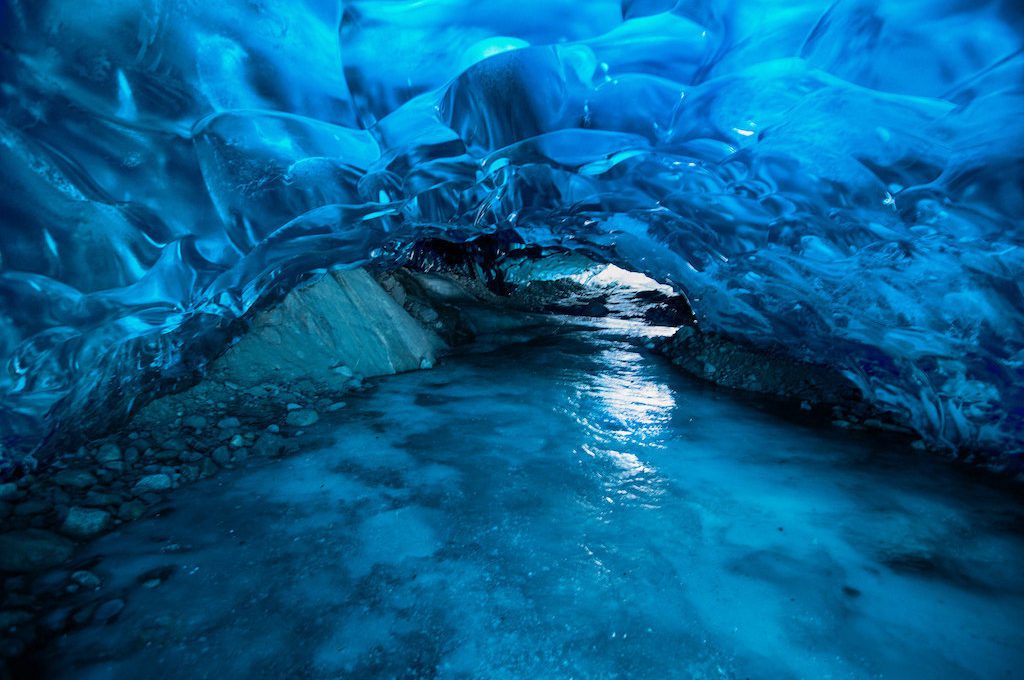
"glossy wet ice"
37,325,1024,679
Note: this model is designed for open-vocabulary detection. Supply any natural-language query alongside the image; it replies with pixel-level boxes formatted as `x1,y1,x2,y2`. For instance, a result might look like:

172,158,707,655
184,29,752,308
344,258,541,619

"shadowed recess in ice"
0,0,1022,463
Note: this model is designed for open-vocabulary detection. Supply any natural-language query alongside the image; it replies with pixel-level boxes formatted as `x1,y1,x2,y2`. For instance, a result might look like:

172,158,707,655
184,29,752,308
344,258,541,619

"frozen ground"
33,323,1024,679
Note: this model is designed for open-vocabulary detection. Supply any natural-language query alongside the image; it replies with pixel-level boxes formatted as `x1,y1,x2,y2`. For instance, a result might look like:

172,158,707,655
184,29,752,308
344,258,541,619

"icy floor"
36,324,1024,679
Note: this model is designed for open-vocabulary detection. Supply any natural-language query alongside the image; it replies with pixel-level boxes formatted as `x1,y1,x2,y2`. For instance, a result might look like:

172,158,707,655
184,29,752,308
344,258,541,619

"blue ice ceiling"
0,0,1022,463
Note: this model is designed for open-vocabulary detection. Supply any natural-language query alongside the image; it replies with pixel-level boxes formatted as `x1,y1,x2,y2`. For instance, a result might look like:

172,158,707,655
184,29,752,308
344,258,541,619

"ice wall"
0,0,1022,463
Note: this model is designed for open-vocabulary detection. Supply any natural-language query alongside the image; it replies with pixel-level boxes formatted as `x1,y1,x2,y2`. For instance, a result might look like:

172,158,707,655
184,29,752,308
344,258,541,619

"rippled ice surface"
40,327,1024,679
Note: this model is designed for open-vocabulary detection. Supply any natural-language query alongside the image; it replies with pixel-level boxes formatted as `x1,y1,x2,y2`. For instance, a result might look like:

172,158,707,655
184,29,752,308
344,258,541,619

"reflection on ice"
583,347,676,431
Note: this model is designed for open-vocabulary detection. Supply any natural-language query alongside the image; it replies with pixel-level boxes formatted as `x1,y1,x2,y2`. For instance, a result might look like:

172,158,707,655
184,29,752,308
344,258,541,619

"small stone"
61,507,111,538
71,570,101,589
182,415,207,430
419,357,434,369
212,447,231,465
286,409,319,427
286,403,301,411
200,458,218,477
0,529,74,571
327,401,347,412
217,417,241,429
14,499,49,516
252,434,285,458
132,474,172,495
266,424,280,433
332,365,354,377
118,501,146,521
162,437,188,451
54,469,97,489
95,443,122,465
0,483,19,500
229,434,244,448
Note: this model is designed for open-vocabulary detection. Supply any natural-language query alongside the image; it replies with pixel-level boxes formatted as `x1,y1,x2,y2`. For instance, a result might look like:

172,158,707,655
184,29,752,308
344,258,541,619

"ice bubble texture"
0,0,1022,464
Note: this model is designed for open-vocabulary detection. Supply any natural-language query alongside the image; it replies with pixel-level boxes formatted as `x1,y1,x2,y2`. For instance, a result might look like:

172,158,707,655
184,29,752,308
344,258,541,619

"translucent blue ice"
0,0,1022,461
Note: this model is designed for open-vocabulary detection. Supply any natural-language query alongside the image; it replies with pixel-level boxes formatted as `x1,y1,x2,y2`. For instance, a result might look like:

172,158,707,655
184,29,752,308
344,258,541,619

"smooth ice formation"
0,0,1022,461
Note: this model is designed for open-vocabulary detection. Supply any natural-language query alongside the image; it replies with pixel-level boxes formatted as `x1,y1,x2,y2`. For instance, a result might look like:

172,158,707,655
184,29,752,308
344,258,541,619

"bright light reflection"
590,347,676,430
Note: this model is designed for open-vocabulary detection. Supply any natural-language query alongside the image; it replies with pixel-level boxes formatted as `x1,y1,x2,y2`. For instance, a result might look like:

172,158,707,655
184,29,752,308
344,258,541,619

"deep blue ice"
37,324,1024,679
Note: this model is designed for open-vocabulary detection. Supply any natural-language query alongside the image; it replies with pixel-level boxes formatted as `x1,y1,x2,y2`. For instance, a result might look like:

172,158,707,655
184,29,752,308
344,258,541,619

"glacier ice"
0,0,1022,464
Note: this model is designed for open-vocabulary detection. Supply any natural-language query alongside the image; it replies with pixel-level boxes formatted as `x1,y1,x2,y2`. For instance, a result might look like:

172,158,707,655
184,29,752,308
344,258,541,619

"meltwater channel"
30,322,1024,679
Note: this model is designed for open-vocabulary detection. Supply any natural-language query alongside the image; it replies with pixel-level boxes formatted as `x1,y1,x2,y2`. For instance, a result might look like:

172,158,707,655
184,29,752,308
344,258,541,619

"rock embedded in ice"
182,415,207,430
94,443,122,465
252,433,287,458
209,270,444,392
212,447,231,465
286,409,319,427
54,470,97,489
0,529,74,571
61,507,112,538
132,474,172,495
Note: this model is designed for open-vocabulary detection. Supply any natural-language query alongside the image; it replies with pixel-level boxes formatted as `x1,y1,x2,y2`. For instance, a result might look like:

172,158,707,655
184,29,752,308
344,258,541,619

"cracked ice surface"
1,0,1023,458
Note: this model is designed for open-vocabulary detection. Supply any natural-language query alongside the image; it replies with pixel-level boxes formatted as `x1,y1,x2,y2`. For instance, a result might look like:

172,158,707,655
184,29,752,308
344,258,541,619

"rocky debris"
252,434,288,459
118,501,145,521
182,415,207,430
53,470,96,489
61,507,111,538
656,325,914,436
132,474,172,495
94,443,121,466
0,530,73,572
285,409,319,427
211,447,231,466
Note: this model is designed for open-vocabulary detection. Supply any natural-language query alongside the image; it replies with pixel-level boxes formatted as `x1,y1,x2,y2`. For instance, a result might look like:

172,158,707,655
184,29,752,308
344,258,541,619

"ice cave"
1,0,1023,677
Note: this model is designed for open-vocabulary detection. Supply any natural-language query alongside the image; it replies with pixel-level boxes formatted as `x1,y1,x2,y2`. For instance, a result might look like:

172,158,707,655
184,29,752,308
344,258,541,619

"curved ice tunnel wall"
0,0,1022,464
